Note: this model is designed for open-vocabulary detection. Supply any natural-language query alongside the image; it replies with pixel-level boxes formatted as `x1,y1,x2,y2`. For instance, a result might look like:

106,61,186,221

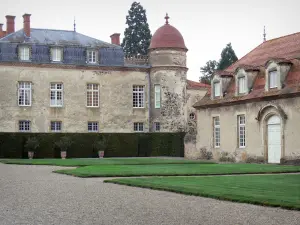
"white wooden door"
267,116,281,163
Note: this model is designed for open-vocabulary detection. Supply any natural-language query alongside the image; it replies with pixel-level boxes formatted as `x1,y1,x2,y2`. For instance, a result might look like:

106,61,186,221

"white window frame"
19,120,30,132
154,122,160,132
52,47,62,62
88,122,99,132
86,84,99,107
50,83,63,107
133,85,144,108
238,115,246,148
51,121,62,132
18,82,32,106
19,46,30,61
214,82,220,97
87,50,96,64
238,76,246,94
154,84,161,108
269,70,277,88
134,122,144,132
213,117,220,148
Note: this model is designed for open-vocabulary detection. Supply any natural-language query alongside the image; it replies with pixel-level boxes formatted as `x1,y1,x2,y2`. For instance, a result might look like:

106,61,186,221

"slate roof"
0,28,121,48
194,32,300,108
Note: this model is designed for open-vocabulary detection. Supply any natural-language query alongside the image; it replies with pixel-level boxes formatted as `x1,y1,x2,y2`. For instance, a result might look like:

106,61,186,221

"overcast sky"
1,0,299,81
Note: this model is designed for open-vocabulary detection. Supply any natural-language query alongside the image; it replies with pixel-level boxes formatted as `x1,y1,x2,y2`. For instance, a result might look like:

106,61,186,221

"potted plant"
24,137,39,159
93,138,107,158
54,136,72,159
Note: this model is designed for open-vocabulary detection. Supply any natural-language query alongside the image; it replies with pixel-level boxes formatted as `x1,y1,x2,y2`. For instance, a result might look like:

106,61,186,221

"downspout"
147,70,151,132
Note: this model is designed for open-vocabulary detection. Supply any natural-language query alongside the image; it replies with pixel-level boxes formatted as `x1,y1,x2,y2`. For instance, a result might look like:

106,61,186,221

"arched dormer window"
211,71,233,99
235,66,259,96
265,58,292,91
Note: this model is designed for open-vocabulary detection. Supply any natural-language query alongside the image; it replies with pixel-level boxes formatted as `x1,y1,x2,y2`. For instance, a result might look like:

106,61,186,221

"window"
19,120,30,132
51,121,62,132
238,76,246,94
134,122,144,132
18,82,31,106
154,85,161,108
88,122,98,132
87,84,99,107
269,70,277,88
154,122,160,132
133,85,144,108
214,82,220,97
50,83,63,107
189,113,196,120
238,115,246,148
213,117,220,148
52,47,62,62
19,46,30,61
87,50,96,63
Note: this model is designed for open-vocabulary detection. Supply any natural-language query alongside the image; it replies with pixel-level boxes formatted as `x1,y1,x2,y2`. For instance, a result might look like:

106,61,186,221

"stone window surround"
265,61,291,91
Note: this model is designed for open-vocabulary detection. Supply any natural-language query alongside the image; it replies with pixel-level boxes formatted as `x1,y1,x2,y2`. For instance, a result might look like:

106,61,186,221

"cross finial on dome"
165,13,169,25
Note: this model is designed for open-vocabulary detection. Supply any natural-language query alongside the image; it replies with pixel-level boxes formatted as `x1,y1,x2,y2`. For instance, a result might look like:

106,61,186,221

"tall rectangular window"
238,115,246,148
134,122,144,132
154,122,160,132
214,82,220,97
88,50,96,63
213,117,220,148
51,121,62,132
19,46,30,61
87,84,99,107
154,85,161,108
19,120,30,132
88,122,99,132
50,83,63,107
18,82,31,106
269,70,277,88
133,85,144,108
52,47,62,62
238,76,246,94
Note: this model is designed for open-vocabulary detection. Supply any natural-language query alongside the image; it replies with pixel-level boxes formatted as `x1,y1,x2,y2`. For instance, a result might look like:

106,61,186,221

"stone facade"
196,98,300,162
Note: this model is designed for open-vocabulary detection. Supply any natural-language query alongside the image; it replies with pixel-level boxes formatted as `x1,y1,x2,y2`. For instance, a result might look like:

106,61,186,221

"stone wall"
0,65,150,132
196,97,300,162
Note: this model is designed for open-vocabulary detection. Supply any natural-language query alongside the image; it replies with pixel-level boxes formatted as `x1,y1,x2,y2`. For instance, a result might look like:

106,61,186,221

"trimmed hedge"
0,132,185,158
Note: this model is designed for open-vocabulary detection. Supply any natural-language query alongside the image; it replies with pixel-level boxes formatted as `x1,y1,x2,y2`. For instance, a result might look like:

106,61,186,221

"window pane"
214,82,220,97
269,71,277,88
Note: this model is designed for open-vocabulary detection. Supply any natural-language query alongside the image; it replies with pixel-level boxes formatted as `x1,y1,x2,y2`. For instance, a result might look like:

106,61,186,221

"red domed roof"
149,14,187,50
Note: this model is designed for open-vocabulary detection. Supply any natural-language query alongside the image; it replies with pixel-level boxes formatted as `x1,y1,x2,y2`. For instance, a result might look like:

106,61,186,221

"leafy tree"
199,43,238,83
199,60,218,84
217,43,238,70
121,2,152,56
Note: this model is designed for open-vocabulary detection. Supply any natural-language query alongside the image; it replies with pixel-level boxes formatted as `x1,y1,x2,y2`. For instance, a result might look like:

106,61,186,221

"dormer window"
238,76,246,94
269,70,278,88
51,47,62,62
19,46,30,61
87,50,97,64
213,82,220,97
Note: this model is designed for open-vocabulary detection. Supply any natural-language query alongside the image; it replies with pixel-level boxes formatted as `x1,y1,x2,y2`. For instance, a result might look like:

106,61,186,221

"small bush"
93,138,107,151
24,137,39,152
200,147,213,160
54,136,72,152
245,156,265,164
219,152,236,163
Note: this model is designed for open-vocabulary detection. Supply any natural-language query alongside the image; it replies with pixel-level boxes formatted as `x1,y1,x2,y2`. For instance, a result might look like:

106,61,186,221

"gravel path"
0,163,299,225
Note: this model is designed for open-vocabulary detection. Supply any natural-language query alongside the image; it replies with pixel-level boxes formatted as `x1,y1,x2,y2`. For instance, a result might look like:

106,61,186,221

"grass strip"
53,163,300,177
104,174,300,210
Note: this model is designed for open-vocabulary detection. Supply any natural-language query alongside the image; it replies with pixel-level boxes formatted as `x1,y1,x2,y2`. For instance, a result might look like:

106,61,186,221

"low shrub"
219,152,236,163
199,147,213,160
245,156,265,164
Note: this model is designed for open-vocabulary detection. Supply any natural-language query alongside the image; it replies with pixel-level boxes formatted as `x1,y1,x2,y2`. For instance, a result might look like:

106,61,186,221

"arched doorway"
267,115,281,163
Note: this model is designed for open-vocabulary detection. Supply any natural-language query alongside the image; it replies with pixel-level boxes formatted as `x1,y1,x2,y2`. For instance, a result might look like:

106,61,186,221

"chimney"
23,13,31,37
6,15,15,35
110,33,120,45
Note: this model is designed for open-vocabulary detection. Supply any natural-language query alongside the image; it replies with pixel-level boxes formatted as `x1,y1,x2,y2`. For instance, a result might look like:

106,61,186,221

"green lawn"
54,163,300,177
105,174,300,210
0,158,213,167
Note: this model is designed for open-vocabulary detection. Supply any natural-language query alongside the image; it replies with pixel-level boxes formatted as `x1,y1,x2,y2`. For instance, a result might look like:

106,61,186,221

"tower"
148,13,188,132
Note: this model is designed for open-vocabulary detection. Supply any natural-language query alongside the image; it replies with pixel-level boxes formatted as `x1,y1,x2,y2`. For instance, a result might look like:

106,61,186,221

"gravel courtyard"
0,163,299,225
